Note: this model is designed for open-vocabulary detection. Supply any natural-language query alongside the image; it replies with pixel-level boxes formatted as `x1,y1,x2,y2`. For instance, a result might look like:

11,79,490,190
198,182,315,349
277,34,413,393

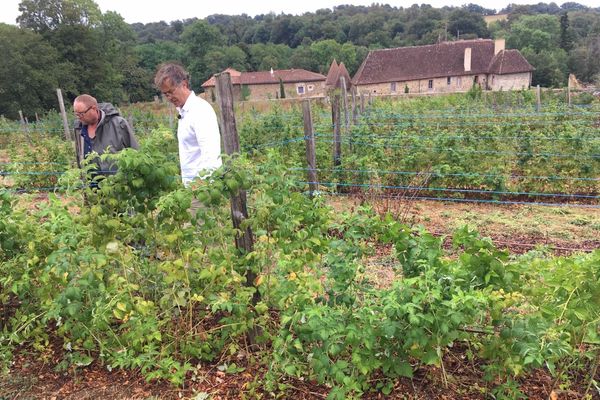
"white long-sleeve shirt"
176,92,222,186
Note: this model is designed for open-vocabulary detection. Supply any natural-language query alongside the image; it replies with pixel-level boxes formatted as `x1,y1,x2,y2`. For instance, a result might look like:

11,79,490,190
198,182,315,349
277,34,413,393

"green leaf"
395,361,413,378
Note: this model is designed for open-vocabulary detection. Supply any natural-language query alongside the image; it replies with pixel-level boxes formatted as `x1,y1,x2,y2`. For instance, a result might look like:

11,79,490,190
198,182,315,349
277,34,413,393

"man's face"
160,78,188,108
73,101,98,125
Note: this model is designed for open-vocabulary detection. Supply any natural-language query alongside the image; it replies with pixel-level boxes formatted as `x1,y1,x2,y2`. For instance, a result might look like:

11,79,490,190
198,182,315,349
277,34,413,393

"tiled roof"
325,59,352,89
488,49,534,75
202,68,326,87
325,59,340,86
352,39,533,85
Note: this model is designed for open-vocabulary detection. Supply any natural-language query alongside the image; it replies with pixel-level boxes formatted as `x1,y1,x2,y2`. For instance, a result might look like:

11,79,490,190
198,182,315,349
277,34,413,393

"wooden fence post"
56,89,71,141
340,76,349,133
536,85,541,112
332,92,342,168
360,92,365,114
351,87,357,124
18,110,25,128
302,100,318,197
215,72,260,318
127,114,135,136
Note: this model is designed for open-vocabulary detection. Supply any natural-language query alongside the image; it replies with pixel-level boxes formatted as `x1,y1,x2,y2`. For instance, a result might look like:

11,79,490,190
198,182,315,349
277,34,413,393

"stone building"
325,59,352,91
352,39,534,96
201,68,327,101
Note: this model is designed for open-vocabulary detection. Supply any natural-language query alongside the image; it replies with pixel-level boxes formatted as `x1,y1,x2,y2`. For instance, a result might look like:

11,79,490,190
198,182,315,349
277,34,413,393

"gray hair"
154,62,190,88
73,94,98,108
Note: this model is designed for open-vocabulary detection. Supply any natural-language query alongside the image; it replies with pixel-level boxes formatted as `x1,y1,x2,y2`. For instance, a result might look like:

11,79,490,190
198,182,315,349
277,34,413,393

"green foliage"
448,9,490,38
180,20,225,86
0,24,72,120
279,78,286,99
1,130,599,396
466,82,483,99
5,1,600,117
240,85,251,101
17,0,102,32
4,134,72,189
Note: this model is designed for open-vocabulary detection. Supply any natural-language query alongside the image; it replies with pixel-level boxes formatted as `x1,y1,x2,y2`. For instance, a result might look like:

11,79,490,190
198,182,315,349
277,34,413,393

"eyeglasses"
161,83,181,97
74,105,93,117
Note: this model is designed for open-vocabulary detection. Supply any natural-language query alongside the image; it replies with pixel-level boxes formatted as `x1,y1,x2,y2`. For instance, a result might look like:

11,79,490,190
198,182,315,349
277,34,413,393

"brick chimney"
494,39,506,55
464,47,472,72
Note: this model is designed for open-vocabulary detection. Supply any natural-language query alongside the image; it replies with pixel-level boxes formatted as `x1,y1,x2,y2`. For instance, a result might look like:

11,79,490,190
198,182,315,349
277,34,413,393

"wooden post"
332,93,341,168
536,85,541,112
368,92,372,105
351,87,357,124
215,72,260,313
567,84,571,108
56,89,71,141
127,114,135,136
340,76,349,133
360,92,365,114
18,111,31,141
35,113,39,123
302,100,318,197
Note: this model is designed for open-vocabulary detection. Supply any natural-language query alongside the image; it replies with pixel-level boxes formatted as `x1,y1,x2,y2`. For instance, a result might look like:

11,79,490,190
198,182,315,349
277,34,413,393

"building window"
447,77,451,85
474,76,479,84
297,85,305,95
307,84,314,92
391,82,397,92
428,80,433,89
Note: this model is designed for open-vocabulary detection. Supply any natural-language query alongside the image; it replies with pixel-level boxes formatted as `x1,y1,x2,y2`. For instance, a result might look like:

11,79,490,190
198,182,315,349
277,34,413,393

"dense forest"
1,0,600,119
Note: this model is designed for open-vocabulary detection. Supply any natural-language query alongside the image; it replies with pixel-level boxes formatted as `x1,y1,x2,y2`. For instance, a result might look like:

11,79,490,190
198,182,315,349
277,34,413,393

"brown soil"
2,344,598,399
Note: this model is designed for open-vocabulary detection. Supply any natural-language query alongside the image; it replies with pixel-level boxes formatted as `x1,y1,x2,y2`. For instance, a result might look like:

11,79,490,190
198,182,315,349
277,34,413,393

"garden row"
0,126,598,398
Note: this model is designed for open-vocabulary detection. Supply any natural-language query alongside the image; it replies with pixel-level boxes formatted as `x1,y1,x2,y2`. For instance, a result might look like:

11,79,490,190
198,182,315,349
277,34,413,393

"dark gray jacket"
74,103,139,174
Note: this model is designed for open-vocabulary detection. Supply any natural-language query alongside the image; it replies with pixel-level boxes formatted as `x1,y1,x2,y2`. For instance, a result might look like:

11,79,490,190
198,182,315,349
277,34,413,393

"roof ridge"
370,39,494,53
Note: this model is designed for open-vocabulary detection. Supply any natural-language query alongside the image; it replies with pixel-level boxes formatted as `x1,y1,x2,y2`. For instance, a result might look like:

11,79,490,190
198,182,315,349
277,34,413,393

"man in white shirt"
154,63,222,216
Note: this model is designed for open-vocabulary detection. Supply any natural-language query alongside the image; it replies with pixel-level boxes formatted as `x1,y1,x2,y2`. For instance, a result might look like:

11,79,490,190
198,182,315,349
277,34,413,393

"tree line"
1,0,599,120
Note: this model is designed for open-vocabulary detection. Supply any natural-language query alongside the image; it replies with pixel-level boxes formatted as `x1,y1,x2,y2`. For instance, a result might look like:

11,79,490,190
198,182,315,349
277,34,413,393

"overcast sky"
1,0,599,25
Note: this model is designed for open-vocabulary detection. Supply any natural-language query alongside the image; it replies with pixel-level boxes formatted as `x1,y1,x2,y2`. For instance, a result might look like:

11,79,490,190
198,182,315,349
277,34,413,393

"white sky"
1,0,599,25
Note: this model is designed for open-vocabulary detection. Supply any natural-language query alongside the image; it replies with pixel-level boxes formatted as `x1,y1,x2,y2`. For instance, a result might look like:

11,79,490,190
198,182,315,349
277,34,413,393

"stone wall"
202,81,327,101
355,72,531,96
355,74,487,95
488,72,532,91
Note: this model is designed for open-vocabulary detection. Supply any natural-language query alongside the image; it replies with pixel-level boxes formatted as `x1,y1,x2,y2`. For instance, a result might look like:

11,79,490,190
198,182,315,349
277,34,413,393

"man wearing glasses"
153,63,222,217
73,94,139,178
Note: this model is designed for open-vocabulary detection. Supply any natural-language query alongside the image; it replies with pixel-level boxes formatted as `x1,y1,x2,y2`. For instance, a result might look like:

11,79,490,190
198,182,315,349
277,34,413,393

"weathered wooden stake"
567,85,571,108
536,85,541,112
340,76,350,132
127,114,135,136
302,100,318,197
351,87,357,124
18,111,31,141
332,93,342,168
215,72,260,315
360,92,365,114
56,89,71,141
